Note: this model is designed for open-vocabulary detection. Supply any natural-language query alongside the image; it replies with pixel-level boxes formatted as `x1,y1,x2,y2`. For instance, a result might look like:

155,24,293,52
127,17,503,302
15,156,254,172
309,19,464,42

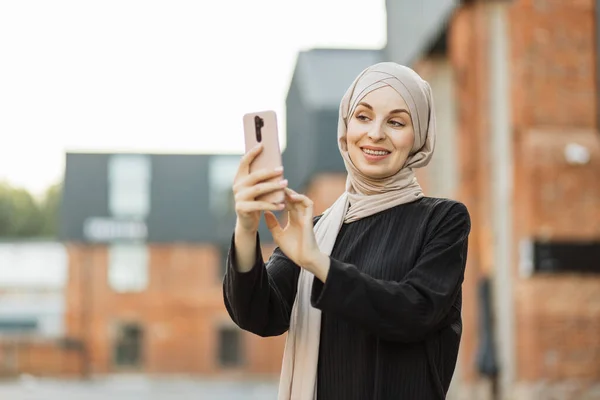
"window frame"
108,243,149,293
216,324,245,368
112,321,144,370
108,154,152,219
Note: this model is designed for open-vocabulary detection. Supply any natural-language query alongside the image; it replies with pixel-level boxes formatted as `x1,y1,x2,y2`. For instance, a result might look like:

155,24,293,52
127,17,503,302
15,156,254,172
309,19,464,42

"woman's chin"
349,152,405,179
356,164,395,179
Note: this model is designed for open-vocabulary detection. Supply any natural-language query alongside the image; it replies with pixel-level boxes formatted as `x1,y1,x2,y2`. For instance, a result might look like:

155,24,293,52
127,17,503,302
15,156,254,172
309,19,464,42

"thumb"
264,212,282,237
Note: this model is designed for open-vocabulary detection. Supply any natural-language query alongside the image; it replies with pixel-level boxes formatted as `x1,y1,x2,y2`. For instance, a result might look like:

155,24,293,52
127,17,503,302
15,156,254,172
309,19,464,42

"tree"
0,181,62,238
39,182,62,237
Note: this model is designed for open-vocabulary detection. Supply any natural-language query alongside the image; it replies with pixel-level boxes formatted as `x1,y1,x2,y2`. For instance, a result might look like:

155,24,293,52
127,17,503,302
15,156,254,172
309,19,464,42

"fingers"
284,188,298,197
235,179,287,203
284,188,301,210
283,190,301,221
285,189,313,209
236,200,285,214
233,167,284,194
236,144,263,179
284,189,314,220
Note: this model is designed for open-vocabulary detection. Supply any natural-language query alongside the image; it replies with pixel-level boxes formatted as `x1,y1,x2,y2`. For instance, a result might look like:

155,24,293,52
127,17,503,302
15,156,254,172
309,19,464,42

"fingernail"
278,203,285,209
280,179,288,186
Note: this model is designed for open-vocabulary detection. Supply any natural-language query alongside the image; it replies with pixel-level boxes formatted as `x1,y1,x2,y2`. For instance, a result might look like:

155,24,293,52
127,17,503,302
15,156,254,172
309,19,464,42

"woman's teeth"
362,148,390,156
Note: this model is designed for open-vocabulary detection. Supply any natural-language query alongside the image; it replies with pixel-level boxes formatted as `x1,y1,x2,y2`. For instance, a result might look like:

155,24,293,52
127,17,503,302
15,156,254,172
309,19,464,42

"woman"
223,62,470,400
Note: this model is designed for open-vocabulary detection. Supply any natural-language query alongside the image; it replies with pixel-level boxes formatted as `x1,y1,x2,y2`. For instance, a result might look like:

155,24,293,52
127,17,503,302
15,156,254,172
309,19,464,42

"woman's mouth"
361,147,391,161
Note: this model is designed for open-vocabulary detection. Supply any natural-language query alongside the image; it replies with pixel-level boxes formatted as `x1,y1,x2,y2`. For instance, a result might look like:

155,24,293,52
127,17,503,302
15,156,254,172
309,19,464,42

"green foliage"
0,182,62,239
39,183,62,237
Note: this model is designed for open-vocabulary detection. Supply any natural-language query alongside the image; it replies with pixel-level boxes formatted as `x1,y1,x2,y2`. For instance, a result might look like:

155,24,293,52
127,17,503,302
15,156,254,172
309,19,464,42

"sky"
0,0,386,196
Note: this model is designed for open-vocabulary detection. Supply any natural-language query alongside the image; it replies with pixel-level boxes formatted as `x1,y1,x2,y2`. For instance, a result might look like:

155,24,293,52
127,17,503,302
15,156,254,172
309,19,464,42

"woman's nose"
367,124,386,141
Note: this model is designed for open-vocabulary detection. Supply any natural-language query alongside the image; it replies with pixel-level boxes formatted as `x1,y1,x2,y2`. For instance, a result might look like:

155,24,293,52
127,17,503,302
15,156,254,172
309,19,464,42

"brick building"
384,0,600,399
59,153,284,376
0,241,79,377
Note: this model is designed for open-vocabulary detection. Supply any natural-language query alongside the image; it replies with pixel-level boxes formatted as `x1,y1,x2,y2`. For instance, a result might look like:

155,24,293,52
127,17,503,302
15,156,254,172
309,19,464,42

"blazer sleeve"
222,231,301,337
310,203,471,343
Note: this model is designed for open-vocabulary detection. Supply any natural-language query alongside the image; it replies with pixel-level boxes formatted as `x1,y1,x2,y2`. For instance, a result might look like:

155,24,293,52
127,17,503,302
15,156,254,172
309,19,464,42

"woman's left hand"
264,188,330,281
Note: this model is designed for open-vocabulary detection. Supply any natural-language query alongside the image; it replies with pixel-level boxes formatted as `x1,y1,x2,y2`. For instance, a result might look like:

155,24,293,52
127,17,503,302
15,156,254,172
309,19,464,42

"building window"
531,240,600,274
108,154,152,219
113,322,144,368
208,156,240,218
108,244,149,292
0,319,38,336
218,326,243,367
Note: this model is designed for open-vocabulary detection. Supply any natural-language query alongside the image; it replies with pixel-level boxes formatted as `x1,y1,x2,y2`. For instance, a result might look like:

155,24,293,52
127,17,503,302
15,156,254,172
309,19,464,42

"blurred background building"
0,0,599,399
0,241,77,376
384,1,600,399
57,152,284,377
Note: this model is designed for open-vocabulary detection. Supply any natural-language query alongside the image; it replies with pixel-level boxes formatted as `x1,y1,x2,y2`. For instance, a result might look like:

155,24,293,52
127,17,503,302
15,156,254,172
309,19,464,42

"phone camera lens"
254,116,263,142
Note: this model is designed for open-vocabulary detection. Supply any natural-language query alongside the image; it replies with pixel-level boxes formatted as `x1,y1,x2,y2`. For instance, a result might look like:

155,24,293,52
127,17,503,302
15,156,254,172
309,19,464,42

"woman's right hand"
233,144,287,234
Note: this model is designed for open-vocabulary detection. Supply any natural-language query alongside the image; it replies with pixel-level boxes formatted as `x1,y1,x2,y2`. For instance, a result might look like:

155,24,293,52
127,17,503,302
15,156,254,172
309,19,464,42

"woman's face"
346,86,415,179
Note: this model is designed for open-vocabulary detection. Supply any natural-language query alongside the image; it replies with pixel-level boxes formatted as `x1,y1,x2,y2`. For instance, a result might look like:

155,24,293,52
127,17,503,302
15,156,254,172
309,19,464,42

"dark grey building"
59,152,273,246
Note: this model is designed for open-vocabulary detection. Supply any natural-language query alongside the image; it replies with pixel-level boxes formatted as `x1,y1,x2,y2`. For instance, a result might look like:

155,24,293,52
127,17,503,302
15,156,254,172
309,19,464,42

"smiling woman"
223,62,470,400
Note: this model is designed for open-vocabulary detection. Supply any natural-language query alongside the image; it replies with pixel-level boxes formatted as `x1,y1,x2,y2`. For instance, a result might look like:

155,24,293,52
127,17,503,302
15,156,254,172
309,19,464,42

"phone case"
243,110,285,204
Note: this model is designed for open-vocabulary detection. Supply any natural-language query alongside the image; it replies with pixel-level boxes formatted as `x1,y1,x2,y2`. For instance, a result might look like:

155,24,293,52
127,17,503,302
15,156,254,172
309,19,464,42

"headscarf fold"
278,62,437,400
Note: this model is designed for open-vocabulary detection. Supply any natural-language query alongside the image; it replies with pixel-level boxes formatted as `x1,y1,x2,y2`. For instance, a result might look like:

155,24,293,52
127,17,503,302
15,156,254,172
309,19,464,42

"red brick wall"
515,130,600,385
0,339,82,377
509,0,600,387
446,2,493,385
439,0,600,396
510,0,596,130
65,243,285,376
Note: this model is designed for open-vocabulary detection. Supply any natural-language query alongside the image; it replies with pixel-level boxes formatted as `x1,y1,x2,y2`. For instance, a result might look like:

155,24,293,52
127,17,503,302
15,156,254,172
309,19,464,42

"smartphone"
243,110,285,204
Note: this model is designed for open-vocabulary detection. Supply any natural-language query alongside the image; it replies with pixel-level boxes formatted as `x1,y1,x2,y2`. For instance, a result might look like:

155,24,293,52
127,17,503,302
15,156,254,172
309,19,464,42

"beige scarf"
277,62,437,400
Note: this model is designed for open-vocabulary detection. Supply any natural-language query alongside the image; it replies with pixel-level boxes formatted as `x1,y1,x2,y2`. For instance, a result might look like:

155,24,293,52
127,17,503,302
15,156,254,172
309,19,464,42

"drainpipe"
596,0,600,131
488,2,515,398
81,247,93,379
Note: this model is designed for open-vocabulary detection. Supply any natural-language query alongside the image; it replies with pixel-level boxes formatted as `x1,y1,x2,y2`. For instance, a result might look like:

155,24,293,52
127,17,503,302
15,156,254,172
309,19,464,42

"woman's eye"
356,114,370,121
389,120,405,127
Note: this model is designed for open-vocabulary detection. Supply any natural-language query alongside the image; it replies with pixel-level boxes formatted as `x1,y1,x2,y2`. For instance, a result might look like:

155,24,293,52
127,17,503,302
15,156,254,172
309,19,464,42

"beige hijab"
277,62,437,400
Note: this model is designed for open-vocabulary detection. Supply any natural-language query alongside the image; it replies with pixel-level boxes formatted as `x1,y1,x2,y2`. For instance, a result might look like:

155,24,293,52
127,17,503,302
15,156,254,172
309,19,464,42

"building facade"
386,0,600,399
59,152,284,376
0,241,79,377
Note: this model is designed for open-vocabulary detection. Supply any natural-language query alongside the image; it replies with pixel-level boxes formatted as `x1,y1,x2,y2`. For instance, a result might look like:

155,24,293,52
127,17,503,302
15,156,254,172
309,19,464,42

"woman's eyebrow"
357,102,410,116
